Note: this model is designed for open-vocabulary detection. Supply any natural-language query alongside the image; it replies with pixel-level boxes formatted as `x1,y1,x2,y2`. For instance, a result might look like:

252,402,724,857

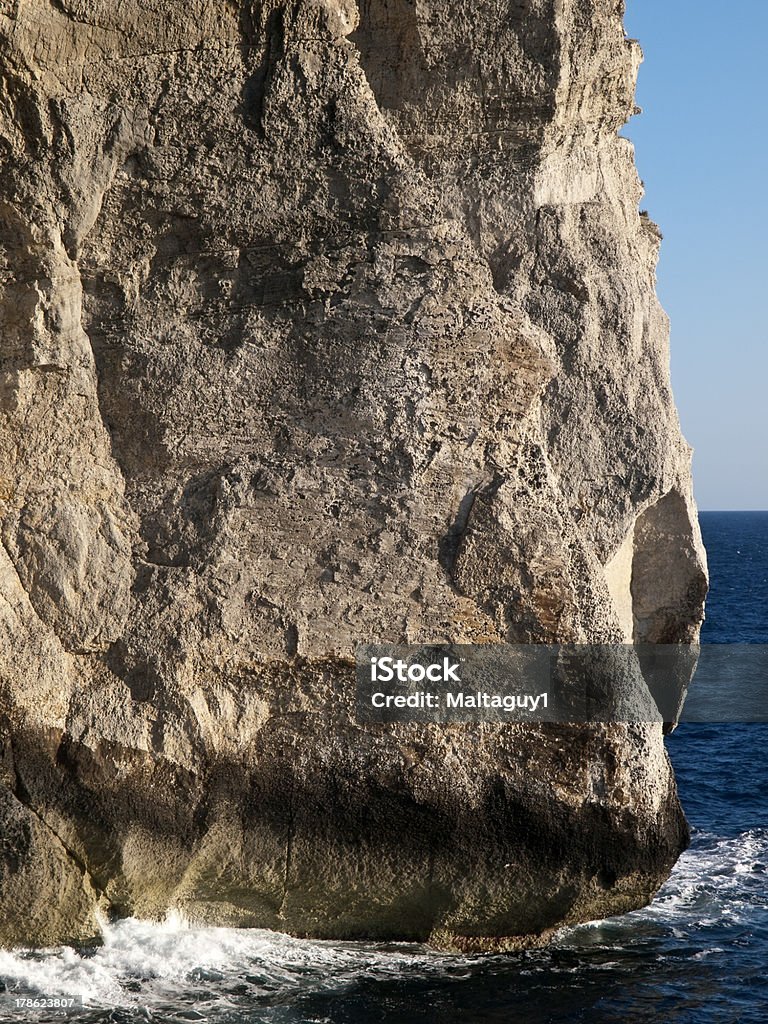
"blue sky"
623,0,768,510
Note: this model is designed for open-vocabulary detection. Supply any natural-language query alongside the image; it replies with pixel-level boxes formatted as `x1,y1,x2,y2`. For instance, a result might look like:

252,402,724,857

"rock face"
0,0,707,949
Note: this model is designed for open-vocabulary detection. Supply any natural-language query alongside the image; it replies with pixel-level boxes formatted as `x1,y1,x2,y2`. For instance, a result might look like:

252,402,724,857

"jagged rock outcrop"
0,0,707,950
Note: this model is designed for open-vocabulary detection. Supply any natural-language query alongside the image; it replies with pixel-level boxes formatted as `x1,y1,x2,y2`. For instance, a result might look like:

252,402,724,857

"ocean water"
1,512,766,1023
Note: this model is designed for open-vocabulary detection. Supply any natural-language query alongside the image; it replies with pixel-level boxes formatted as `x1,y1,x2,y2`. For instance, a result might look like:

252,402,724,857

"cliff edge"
0,0,707,949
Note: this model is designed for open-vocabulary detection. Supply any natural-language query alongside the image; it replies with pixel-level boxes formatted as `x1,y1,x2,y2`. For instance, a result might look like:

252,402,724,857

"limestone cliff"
0,0,707,949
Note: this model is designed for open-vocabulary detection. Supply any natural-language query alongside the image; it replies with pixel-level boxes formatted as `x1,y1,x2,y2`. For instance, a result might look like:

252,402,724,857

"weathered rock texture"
0,0,707,949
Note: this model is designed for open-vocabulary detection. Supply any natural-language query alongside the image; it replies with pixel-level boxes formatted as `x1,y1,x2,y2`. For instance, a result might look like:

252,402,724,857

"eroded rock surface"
0,0,707,949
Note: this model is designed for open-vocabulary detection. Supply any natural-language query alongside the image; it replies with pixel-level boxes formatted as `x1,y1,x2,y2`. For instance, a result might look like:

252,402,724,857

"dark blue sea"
1,512,766,1023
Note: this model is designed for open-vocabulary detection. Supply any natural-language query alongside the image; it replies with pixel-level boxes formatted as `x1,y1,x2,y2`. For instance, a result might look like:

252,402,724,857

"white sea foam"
557,827,768,946
638,828,768,925
0,910,476,1016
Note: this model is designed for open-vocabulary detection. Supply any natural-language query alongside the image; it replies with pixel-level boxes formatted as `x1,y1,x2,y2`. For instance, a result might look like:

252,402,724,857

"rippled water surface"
0,513,765,1022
